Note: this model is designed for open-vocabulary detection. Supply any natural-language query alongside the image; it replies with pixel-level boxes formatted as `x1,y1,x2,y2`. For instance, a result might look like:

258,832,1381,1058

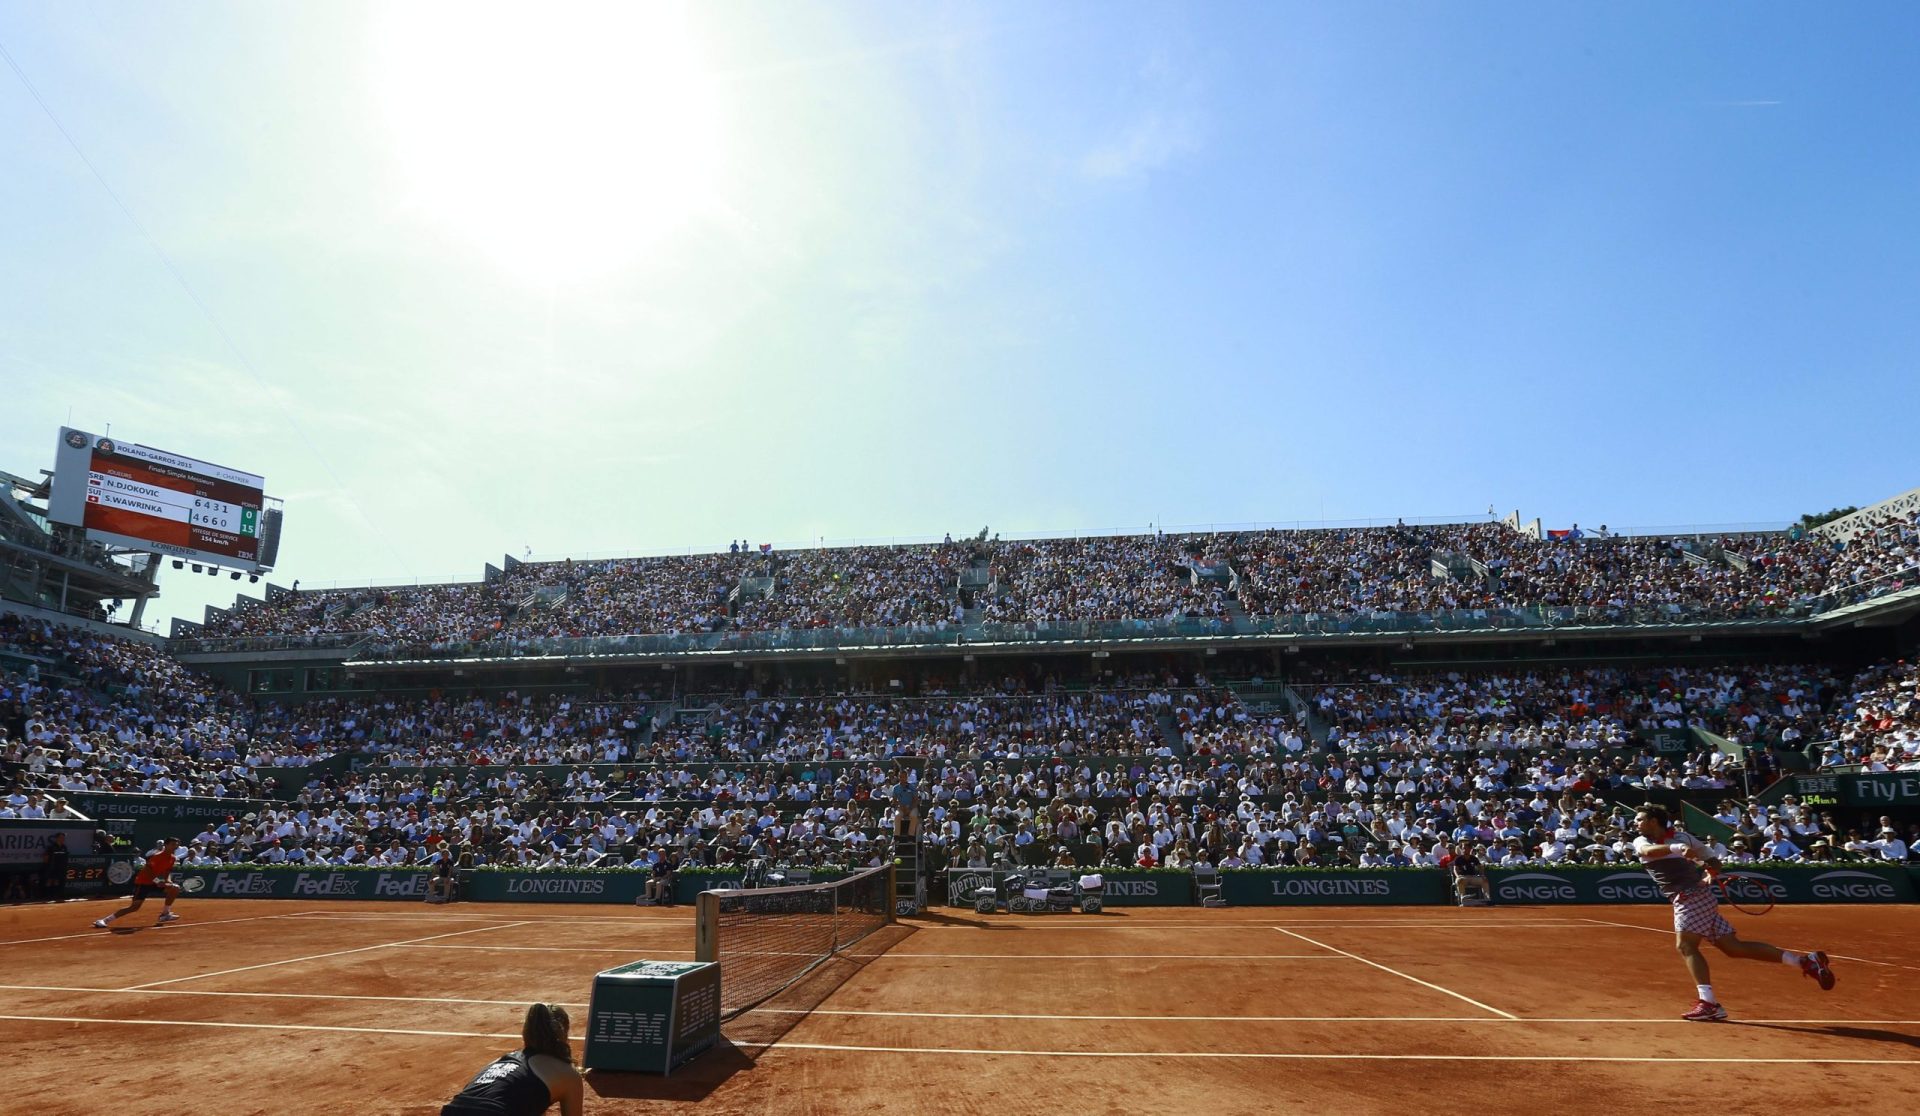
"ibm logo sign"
592,1011,667,1047
678,985,719,1037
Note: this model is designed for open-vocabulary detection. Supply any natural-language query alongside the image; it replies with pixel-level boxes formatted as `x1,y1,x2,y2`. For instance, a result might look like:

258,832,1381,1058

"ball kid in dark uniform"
442,1003,584,1116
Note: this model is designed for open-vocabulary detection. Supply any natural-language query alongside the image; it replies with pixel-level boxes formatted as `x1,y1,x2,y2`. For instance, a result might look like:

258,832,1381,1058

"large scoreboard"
47,428,275,573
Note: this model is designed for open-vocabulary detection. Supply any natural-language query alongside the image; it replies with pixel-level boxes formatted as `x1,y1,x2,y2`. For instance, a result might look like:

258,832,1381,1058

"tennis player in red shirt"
94,838,183,928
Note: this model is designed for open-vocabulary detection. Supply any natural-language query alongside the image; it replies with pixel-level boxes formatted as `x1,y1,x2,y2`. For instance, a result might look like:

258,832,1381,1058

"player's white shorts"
1672,884,1733,940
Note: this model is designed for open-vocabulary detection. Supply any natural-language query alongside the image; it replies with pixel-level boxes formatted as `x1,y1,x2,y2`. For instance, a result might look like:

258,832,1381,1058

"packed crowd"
732,544,966,632
505,555,739,638
1808,507,1920,601
1298,662,1846,759
1812,659,1920,770
18,736,1916,877
0,614,330,802
952,783,1918,872
159,795,921,874
1232,523,1485,616
181,512,1920,649
1232,522,1834,620
979,535,1230,624
292,690,662,768
1456,530,1802,617
7,612,1916,881
642,687,1179,767
201,580,528,645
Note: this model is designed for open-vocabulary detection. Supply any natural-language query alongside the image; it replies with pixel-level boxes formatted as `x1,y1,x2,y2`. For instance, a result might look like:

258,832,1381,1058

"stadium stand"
6,502,1920,909
178,513,1918,648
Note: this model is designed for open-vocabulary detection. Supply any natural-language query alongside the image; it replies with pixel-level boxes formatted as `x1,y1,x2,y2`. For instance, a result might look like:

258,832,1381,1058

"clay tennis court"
1,899,1916,1114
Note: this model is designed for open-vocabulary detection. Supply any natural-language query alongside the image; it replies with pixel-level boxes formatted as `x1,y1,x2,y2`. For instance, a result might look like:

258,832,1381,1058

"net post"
887,859,898,924
695,890,719,964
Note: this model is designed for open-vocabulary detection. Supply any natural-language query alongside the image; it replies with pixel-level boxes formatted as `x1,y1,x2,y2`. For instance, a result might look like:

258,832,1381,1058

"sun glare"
371,2,729,282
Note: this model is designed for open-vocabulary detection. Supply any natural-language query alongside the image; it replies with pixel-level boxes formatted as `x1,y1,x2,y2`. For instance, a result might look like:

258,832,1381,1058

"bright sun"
371,2,729,282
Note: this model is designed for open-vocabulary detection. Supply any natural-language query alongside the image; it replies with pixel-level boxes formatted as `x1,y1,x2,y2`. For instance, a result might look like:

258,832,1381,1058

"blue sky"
2,2,1916,630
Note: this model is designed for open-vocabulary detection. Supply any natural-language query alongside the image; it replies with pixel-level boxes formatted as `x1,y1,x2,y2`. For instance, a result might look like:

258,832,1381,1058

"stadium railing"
1801,564,1920,617
164,581,1920,662
171,632,375,655
317,606,1810,664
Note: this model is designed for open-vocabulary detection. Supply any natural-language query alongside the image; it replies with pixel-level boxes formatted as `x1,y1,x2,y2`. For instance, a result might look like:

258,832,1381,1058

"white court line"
0,911,299,947
278,910,683,918
122,921,530,990
395,944,693,954
1578,919,1920,972
280,912,686,926
947,917,1582,923
388,944,1343,961
766,1041,1920,1064
0,984,590,1009
1273,927,1518,1019
1236,918,1597,925
910,919,1584,929
1828,954,1920,972
5,1013,1917,1059
284,913,1577,929
1577,917,1665,934
750,1006,1920,1024
1,990,1912,1028
856,953,1342,960
0,1013,561,1041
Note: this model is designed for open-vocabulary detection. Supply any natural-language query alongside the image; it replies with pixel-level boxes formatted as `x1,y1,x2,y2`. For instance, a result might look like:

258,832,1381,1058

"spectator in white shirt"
1764,834,1804,861
1867,828,1910,861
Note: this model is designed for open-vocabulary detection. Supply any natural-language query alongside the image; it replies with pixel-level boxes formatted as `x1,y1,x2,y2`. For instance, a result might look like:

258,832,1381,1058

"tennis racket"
1713,870,1779,916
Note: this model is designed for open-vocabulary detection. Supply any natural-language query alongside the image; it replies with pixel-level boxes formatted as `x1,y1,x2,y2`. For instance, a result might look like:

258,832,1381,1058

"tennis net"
695,865,894,1019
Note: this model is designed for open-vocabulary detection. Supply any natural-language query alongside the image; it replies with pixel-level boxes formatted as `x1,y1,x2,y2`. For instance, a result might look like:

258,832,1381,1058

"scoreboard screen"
47,427,270,572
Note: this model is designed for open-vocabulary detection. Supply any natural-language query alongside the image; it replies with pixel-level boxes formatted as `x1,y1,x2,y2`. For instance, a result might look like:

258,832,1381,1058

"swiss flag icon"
87,494,100,503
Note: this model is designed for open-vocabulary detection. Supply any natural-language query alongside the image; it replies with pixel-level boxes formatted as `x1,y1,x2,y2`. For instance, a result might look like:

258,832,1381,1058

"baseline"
764,1040,1920,1064
748,1006,1920,1024
0,911,300,948
3,1000,1915,1029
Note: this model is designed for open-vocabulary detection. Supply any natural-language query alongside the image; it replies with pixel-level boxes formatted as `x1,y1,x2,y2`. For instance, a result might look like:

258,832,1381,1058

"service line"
1273,926,1517,1019
121,921,531,990
0,984,589,1009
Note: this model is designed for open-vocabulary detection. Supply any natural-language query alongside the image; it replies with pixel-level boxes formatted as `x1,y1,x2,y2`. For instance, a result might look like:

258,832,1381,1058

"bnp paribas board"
583,960,721,1074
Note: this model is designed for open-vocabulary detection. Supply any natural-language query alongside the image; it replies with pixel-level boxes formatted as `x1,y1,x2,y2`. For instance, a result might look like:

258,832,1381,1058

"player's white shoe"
157,912,180,924
92,918,109,929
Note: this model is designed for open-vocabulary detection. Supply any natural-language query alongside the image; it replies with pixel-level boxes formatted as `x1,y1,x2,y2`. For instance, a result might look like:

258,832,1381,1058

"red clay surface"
2,897,1917,1114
